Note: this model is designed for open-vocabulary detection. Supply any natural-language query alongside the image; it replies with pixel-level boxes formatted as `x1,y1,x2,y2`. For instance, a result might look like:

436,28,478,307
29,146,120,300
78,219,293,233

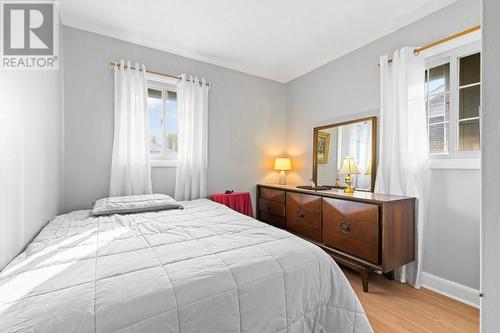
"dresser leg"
361,269,369,292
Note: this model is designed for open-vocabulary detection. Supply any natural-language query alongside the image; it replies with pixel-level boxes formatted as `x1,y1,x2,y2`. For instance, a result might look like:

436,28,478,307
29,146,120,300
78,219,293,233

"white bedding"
0,199,372,333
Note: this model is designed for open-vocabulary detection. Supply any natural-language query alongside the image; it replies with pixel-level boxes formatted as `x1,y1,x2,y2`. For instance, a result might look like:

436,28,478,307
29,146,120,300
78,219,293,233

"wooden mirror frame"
312,116,377,192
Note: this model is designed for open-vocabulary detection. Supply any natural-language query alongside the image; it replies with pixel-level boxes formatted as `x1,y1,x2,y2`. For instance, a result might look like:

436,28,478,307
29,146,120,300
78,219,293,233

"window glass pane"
428,123,448,154
458,53,480,151
459,53,480,86
459,119,480,151
459,85,480,119
428,63,450,95
148,88,163,155
428,92,449,124
426,63,450,154
164,90,178,160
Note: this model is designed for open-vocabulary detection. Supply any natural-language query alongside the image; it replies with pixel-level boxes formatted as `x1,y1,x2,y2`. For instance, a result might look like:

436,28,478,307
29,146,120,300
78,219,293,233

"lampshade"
338,157,360,175
274,158,291,171
365,160,372,175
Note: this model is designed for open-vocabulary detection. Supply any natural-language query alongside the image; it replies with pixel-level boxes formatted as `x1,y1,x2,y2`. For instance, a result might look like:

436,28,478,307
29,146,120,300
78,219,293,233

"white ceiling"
59,0,458,82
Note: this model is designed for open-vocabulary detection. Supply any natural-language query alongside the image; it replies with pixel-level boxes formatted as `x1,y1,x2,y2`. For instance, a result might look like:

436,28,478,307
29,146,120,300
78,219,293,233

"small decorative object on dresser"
211,191,254,217
256,184,415,292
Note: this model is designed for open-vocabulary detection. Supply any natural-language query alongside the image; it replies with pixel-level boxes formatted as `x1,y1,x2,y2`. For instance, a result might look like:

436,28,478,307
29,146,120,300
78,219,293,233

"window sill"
151,160,177,168
430,158,480,170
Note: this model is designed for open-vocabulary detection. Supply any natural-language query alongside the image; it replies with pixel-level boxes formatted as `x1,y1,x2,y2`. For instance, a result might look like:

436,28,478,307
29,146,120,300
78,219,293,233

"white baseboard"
421,272,480,308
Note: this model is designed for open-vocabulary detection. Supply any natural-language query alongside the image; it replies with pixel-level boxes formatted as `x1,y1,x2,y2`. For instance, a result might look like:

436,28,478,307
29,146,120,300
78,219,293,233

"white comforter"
0,199,372,333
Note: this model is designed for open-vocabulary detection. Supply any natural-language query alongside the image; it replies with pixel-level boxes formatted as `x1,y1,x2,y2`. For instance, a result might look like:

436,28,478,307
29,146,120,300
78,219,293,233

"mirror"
313,116,377,192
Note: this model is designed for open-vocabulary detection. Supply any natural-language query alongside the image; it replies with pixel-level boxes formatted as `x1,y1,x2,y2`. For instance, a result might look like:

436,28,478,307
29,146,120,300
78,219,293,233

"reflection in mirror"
315,118,374,191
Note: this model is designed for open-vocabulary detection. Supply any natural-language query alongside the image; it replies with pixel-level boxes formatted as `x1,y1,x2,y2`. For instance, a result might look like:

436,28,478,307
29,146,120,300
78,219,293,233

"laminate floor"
343,268,479,333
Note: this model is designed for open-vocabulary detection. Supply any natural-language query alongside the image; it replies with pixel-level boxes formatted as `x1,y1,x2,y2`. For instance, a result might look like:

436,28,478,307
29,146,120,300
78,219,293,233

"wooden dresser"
256,184,415,292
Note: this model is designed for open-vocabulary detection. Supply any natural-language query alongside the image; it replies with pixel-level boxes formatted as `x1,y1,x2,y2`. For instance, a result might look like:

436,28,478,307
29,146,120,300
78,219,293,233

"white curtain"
350,123,371,189
109,59,152,196
376,47,430,288
174,75,209,201
337,123,372,189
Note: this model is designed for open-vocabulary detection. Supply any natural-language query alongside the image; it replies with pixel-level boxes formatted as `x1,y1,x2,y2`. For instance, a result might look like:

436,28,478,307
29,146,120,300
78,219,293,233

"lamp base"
344,187,355,194
343,174,355,193
279,170,286,185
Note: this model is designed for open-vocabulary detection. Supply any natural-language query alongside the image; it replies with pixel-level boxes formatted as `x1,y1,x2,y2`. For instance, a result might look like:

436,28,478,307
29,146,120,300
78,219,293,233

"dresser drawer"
323,198,379,264
258,190,286,228
286,192,322,242
259,211,286,228
259,188,285,203
258,198,285,217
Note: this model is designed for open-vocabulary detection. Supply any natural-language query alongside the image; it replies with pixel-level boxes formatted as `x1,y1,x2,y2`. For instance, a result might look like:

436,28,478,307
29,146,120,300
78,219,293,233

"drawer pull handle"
266,204,272,210
340,222,352,233
297,209,305,219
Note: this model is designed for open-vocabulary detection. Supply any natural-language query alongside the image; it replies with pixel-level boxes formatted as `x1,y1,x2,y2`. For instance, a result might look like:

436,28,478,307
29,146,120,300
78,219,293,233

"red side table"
211,192,254,217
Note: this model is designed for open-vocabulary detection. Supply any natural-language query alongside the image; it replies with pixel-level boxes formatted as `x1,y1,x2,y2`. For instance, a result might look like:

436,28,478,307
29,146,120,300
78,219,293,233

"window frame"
424,35,481,169
146,73,179,168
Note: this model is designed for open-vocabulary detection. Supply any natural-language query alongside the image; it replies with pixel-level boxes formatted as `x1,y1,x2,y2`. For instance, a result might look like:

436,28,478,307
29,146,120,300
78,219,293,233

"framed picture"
317,131,330,164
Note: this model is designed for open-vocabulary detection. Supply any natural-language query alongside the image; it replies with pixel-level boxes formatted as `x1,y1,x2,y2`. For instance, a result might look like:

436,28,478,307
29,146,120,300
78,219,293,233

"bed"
0,198,372,332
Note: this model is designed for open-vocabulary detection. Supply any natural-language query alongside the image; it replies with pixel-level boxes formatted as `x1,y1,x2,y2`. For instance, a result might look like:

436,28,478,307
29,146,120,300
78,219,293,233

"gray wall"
481,0,500,330
0,20,64,269
285,0,480,289
63,27,286,212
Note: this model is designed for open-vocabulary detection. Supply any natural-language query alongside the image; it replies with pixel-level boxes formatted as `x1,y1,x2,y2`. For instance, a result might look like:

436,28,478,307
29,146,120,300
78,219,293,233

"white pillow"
91,194,183,216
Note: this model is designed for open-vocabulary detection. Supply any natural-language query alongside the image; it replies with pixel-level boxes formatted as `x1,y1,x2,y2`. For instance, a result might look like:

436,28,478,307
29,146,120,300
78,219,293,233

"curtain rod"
109,61,210,86
382,25,480,65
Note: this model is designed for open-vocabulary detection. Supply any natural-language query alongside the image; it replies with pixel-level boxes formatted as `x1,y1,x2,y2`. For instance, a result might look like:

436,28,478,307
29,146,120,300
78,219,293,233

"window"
425,41,481,161
147,76,178,166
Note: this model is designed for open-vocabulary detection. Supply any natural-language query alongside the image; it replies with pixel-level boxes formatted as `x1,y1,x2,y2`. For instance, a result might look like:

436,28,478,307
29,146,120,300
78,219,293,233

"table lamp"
338,157,360,193
274,158,291,185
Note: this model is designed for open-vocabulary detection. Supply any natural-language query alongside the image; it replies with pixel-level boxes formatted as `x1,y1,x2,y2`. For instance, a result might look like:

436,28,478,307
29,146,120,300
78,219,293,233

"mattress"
0,199,372,332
